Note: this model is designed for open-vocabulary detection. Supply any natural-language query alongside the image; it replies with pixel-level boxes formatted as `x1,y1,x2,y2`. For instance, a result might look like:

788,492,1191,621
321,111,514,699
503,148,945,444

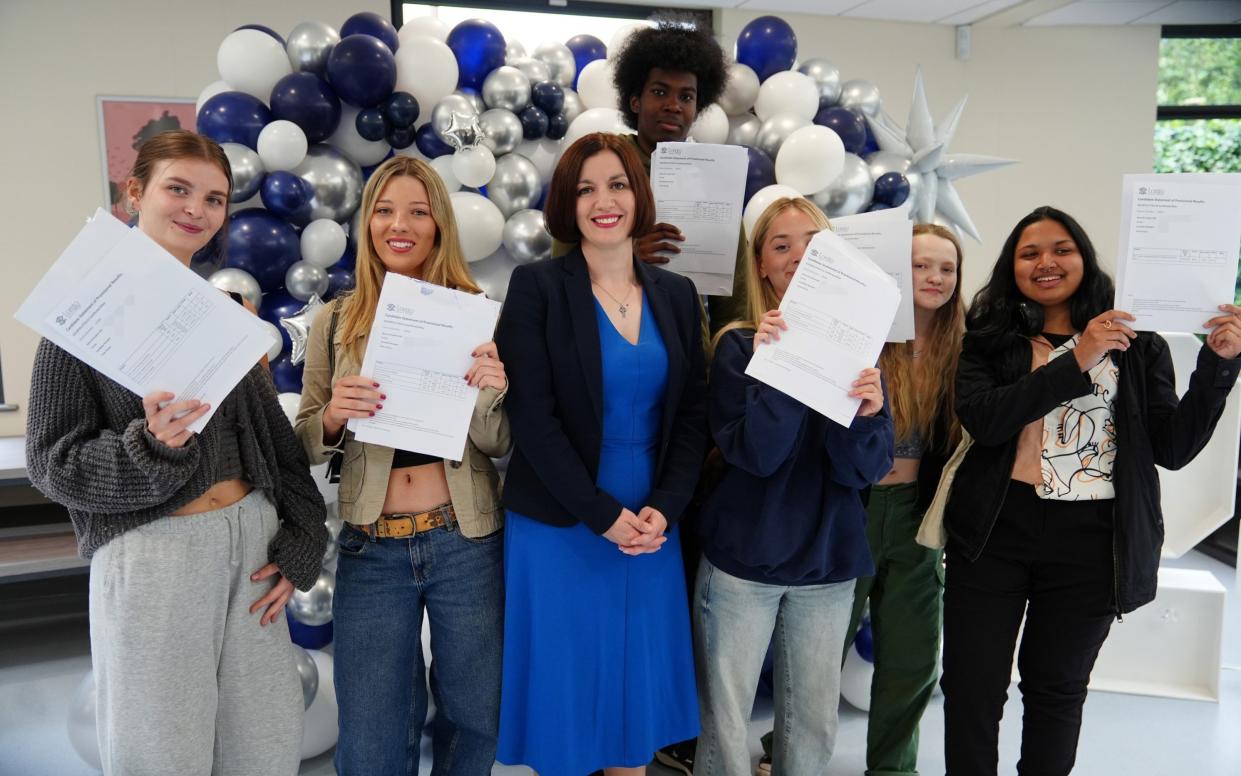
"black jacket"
495,247,710,534
945,330,1239,614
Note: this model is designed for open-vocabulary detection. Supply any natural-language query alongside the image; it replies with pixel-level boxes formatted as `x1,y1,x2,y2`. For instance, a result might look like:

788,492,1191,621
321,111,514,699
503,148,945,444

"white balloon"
66,672,100,769
719,63,760,116
395,35,459,127
328,105,391,167
576,59,618,111
688,105,729,144
755,71,820,122
399,15,450,43
451,146,497,188
609,23,646,57
217,29,292,103
471,248,519,302
563,108,633,148
515,138,559,184
300,650,339,760
301,218,347,268
196,79,230,116
257,120,308,171
450,192,505,262
261,320,284,361
277,392,301,424
430,155,462,193
775,125,847,195
743,183,804,240
840,646,875,711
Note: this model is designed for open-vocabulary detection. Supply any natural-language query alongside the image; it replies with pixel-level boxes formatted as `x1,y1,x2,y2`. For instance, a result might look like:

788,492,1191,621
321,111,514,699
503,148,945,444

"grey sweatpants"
89,489,304,776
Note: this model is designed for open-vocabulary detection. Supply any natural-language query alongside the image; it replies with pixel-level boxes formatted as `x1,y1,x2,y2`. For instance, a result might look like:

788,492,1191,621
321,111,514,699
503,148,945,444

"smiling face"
368,175,439,278
758,207,822,300
628,67,698,152
1012,218,1084,316
574,150,637,250
128,158,229,264
912,232,959,312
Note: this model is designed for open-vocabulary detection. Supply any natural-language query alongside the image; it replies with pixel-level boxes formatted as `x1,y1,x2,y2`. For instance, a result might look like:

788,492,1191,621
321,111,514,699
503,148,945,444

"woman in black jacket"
940,205,1241,776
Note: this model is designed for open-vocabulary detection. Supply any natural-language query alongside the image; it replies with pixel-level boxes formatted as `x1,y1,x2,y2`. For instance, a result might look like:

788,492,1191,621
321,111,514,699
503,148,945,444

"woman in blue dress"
495,131,710,775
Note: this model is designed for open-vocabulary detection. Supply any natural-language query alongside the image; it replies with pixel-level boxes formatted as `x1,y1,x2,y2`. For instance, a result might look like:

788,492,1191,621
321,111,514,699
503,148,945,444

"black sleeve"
1142,335,1241,471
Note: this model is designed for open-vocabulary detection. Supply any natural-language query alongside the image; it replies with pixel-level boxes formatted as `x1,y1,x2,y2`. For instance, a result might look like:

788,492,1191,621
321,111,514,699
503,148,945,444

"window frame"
1156,24,1241,121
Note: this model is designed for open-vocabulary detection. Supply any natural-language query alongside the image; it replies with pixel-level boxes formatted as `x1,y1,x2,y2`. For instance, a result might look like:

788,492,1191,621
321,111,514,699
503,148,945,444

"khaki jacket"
294,299,510,538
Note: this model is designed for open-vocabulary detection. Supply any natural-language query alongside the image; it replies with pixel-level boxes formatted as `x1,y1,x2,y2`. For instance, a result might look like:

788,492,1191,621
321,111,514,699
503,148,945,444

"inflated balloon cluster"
194,12,1010,394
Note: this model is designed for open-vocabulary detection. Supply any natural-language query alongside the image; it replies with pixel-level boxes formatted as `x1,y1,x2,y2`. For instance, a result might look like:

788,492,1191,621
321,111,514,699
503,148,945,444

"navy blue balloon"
259,291,306,356
867,202,894,212
547,112,569,141
270,73,342,143
384,92,420,129
325,267,356,300
355,108,387,141
744,147,776,205
565,34,606,89
286,609,332,649
327,34,397,108
360,149,395,182
446,19,506,91
415,123,454,158
855,618,875,663
340,11,399,53
735,15,798,81
226,209,302,291
531,81,564,115
335,242,357,271
260,172,313,221
236,24,284,47
861,125,880,156
197,91,271,150
386,125,416,150
269,353,305,394
814,107,867,155
520,106,549,140
873,172,911,208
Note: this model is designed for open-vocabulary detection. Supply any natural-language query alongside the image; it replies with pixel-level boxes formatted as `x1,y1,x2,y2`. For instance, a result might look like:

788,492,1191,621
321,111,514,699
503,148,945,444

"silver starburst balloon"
279,294,325,365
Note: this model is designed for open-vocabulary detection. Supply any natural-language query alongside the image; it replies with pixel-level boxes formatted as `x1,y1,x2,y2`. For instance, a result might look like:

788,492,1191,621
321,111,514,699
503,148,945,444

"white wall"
0,2,1159,437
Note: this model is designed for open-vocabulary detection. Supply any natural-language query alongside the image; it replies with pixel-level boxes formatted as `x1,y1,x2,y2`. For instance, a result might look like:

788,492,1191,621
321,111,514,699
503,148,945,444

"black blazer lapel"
563,249,604,424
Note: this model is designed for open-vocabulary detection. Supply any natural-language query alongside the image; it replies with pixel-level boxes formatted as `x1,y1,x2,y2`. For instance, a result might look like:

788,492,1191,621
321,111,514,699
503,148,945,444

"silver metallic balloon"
323,508,342,564
292,646,319,710
289,567,335,627
561,89,584,125
864,150,922,211
208,267,263,310
839,79,882,117
754,113,810,159
533,41,576,88
481,66,531,112
810,153,873,217
453,88,486,115
486,153,542,219
285,260,330,302
509,56,552,85
432,94,481,142
505,40,527,63
286,21,340,76
293,144,365,223
279,294,325,365
222,142,264,202
478,109,523,156
471,249,518,302
502,208,552,265
727,115,761,147
797,58,842,108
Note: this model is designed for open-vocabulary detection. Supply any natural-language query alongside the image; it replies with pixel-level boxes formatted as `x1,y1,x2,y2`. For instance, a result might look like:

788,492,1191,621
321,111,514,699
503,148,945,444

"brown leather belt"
357,504,456,539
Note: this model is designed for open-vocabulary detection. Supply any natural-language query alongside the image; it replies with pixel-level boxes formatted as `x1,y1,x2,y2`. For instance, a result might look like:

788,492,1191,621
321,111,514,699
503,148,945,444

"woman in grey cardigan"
25,130,327,776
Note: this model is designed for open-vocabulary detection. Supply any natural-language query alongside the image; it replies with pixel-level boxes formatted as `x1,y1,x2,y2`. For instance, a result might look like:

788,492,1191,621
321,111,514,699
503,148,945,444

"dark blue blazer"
495,247,709,534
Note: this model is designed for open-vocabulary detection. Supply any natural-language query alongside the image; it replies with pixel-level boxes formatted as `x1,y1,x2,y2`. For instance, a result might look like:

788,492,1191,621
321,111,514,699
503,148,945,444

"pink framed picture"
97,96,197,222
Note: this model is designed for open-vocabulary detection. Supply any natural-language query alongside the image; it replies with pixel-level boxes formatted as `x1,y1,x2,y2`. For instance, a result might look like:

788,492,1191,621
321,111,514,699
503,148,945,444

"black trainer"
654,738,697,775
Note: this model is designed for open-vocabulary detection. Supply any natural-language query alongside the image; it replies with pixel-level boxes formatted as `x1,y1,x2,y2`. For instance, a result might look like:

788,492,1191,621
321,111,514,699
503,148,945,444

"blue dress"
497,294,700,775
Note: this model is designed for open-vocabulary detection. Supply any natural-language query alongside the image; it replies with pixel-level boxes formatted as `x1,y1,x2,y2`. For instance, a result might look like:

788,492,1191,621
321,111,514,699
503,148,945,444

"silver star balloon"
280,294,326,365
442,111,484,152
865,68,1016,242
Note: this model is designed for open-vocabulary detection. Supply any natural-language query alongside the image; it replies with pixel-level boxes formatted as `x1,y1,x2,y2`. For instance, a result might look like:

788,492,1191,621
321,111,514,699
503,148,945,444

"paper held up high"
745,228,900,427
347,272,501,461
15,208,275,433
1115,173,1241,333
650,141,748,296
828,205,915,342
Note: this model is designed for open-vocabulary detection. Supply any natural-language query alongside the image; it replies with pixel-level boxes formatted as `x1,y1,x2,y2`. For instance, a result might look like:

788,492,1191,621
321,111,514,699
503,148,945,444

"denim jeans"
694,556,855,776
333,521,504,776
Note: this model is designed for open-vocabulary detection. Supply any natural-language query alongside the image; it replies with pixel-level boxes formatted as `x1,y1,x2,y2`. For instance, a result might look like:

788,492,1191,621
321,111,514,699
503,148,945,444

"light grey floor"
2,550,1238,776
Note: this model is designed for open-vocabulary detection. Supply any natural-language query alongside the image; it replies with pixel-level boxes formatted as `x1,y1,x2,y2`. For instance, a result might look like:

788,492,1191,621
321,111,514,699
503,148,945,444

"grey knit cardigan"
25,339,327,591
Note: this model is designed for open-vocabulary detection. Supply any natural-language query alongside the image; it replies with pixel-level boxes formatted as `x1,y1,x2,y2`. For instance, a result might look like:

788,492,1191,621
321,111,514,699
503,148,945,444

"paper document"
745,229,900,427
829,205,915,342
650,142,748,296
347,273,501,461
15,209,274,432
1115,173,1241,333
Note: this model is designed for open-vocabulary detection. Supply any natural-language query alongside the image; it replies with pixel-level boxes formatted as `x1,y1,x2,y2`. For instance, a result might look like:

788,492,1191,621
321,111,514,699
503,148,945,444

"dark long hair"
967,206,1114,340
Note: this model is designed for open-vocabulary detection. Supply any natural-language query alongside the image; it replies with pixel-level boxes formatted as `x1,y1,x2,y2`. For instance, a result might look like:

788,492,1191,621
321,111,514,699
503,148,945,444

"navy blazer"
495,247,710,534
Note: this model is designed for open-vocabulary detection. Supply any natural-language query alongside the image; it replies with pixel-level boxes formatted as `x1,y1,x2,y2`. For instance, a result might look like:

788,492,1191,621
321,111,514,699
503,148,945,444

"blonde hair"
337,156,482,362
712,197,831,349
877,223,965,448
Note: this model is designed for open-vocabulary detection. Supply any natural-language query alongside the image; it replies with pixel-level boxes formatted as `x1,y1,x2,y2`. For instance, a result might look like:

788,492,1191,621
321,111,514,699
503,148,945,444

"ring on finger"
1103,319,1112,330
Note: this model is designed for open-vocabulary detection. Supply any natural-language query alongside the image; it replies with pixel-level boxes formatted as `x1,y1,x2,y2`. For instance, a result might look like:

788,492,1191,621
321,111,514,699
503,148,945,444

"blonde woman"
294,156,510,775
693,197,893,776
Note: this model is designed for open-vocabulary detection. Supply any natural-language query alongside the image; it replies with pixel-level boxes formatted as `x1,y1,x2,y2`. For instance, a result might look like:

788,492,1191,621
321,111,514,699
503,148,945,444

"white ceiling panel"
937,0,1031,24
1024,1,1172,24
735,0,868,13
1135,1,1241,23
841,0,1005,23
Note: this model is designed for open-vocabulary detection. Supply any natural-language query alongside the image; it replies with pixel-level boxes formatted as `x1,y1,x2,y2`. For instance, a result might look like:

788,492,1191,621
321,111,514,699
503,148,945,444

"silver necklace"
593,281,635,318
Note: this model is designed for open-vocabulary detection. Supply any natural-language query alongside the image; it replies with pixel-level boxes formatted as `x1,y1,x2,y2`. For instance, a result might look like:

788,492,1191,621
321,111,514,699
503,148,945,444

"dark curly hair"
611,22,728,130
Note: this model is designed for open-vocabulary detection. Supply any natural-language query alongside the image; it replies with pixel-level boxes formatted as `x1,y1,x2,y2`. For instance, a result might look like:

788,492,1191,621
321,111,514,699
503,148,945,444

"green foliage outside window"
1157,37,1241,106
1153,119,1241,173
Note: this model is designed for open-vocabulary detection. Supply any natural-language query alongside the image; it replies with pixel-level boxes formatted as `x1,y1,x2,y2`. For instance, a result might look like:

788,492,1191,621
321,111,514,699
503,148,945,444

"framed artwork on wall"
96,96,197,222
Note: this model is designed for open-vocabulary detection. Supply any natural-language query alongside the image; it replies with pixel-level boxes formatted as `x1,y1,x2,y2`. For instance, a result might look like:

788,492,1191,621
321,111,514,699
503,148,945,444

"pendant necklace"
593,281,635,318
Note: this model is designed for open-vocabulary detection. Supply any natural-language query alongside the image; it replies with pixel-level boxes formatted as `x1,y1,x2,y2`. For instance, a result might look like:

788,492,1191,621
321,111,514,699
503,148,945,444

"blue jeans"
693,556,855,776
333,521,504,776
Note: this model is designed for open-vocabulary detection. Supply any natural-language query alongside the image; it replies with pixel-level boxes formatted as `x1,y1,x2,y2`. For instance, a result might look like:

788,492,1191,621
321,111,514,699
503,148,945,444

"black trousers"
942,482,1115,776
